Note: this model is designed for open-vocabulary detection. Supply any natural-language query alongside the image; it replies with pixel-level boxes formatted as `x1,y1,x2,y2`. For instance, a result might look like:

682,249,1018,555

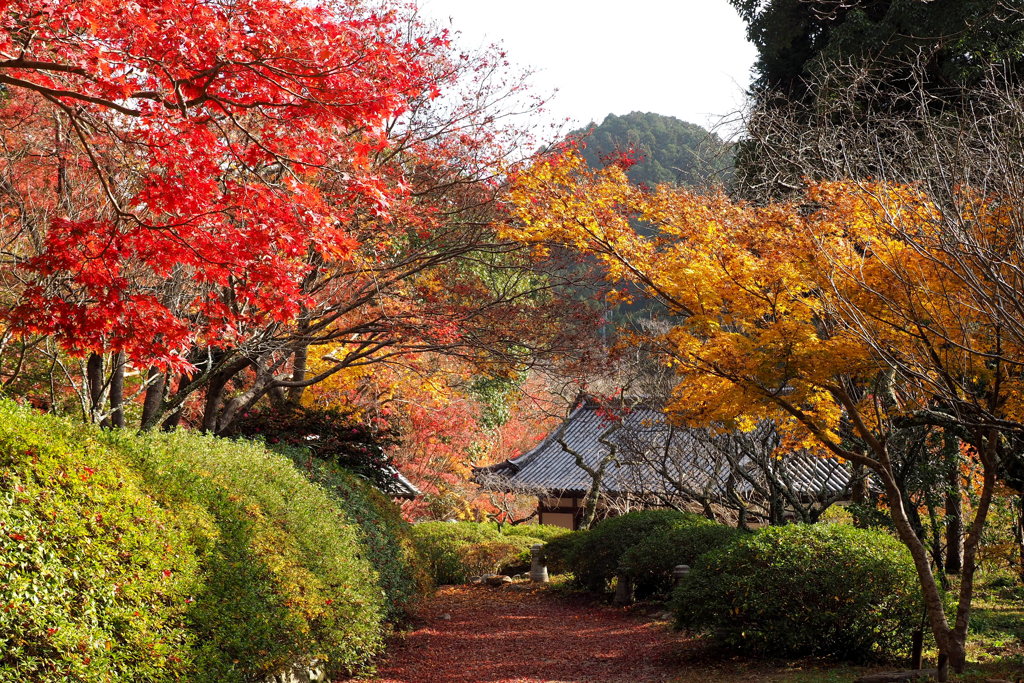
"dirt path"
367,584,687,683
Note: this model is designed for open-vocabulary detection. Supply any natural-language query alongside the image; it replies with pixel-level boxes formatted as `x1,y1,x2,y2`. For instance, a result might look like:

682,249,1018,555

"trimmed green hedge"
671,523,924,661
411,522,496,585
105,429,387,680
278,449,430,620
567,509,705,593
619,521,738,599
0,399,425,682
500,523,572,543
0,402,199,682
410,521,544,584
541,528,585,574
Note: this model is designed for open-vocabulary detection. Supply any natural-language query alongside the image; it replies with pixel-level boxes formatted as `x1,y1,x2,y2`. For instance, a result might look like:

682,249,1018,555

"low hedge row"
0,400,427,682
111,429,388,680
498,522,572,543
410,521,553,584
0,402,200,682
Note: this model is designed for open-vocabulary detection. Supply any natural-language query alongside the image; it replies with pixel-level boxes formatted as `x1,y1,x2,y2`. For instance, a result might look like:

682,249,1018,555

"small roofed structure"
476,397,853,529
380,466,421,500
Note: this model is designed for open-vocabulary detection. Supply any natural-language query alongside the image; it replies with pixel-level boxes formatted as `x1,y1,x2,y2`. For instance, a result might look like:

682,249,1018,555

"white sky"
417,0,758,135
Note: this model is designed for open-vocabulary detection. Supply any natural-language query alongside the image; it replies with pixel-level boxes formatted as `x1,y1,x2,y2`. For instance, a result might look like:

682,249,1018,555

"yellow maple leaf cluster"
507,151,1024,459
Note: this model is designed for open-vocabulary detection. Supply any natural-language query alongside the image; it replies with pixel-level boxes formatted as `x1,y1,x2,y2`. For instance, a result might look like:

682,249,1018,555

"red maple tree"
0,0,442,368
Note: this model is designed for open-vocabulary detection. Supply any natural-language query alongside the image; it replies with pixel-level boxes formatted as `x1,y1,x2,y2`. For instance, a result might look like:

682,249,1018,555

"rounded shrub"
569,509,705,593
494,533,545,575
0,399,400,682
500,523,572,543
619,521,738,599
457,539,525,576
411,521,499,584
541,529,586,575
0,401,200,683
279,449,430,620
106,428,387,681
671,523,924,661
410,521,544,583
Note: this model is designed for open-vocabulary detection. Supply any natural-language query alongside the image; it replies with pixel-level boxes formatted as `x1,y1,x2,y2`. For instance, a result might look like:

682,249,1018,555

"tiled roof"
380,467,421,499
476,399,851,501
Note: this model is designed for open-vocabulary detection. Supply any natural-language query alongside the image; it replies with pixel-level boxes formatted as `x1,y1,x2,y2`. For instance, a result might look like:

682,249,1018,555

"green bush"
410,521,545,583
541,529,586,574
457,540,525,576
619,522,738,599
569,510,704,593
671,524,924,661
494,534,544,575
0,402,199,682
411,522,499,584
279,449,430,620
500,523,572,543
0,399,408,681
107,429,387,680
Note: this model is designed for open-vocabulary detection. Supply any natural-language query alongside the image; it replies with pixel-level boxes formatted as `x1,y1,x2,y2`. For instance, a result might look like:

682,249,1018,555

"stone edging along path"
361,583,685,683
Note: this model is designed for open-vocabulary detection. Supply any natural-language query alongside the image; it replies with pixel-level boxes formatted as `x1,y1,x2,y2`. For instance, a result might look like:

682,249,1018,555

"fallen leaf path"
365,584,686,683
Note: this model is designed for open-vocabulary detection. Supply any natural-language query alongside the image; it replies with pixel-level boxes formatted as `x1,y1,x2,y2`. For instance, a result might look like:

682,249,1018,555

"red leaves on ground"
367,585,685,683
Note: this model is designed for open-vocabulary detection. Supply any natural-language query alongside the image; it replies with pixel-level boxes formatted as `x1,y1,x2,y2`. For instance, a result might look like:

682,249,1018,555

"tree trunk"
852,464,868,503
288,343,308,405
108,352,125,428
580,482,602,530
945,475,963,575
1014,496,1024,583
878,467,962,682
201,371,233,433
736,506,752,532
851,464,871,528
140,368,167,430
945,433,963,575
160,374,185,430
86,353,104,424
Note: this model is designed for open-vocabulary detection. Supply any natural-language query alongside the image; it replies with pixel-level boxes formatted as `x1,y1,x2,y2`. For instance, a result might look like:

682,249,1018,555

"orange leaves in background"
305,351,555,521
507,149,1024,457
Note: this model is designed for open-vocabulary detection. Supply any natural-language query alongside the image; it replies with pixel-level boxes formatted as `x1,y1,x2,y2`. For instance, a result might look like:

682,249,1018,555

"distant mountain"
566,112,735,329
570,112,733,188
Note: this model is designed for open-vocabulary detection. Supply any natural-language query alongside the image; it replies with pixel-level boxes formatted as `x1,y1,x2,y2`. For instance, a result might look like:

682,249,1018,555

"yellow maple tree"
506,149,1024,677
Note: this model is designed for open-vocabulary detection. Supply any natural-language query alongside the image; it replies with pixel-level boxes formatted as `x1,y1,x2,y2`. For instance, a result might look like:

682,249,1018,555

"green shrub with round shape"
409,521,547,583
619,521,738,599
500,523,572,543
671,523,924,661
277,449,430,620
104,428,387,681
457,540,525,576
0,401,200,683
540,529,586,574
569,509,704,593
494,534,544,575
410,521,501,584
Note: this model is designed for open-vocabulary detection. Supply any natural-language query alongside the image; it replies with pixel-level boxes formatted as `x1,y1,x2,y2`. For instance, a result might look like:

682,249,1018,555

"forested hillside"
571,112,733,188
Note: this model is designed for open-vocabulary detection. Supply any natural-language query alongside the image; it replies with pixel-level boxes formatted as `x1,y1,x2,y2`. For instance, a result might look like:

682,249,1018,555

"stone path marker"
529,543,548,583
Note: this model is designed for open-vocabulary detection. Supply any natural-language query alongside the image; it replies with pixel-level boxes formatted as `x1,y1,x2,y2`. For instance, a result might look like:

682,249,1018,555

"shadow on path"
366,584,685,683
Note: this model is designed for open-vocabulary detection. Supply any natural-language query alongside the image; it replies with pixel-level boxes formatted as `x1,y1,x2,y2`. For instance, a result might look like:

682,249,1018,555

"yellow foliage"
507,151,1024,460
